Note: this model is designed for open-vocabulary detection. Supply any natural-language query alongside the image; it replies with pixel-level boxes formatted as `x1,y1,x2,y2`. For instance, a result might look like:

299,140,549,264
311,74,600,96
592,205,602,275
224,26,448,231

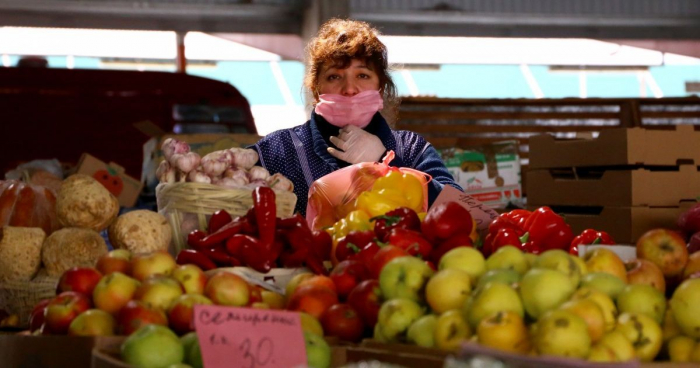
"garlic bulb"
247,166,270,182
215,177,248,189
201,150,232,178
267,173,294,192
156,160,176,184
161,138,190,162
230,148,259,170
223,168,250,185
170,152,201,173
187,169,211,184
245,179,269,190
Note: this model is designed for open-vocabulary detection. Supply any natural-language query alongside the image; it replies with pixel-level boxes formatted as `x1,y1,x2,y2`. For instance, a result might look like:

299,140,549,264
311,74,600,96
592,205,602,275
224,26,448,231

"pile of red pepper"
482,206,615,256
334,202,476,275
175,187,332,274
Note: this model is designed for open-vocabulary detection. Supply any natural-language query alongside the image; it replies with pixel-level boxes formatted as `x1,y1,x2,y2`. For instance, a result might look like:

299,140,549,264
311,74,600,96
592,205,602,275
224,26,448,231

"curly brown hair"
304,18,398,108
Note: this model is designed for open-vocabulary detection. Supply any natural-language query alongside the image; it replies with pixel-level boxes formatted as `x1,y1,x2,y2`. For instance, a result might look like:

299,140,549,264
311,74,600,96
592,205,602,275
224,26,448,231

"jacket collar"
309,110,396,169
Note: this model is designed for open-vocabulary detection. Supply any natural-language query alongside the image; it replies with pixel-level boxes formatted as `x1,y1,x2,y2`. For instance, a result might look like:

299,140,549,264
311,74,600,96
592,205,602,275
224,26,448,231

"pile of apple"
364,227,700,363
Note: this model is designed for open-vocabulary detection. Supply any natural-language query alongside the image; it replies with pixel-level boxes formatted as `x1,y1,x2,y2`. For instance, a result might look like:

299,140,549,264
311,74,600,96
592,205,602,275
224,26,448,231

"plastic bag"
306,151,431,230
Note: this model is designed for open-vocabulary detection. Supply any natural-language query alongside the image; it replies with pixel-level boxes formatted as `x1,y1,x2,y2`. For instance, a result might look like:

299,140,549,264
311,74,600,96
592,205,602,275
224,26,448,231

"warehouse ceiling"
1,0,700,39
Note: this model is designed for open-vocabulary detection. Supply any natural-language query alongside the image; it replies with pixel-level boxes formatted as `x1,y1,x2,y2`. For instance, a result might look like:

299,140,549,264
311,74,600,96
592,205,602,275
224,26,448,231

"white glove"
327,125,386,164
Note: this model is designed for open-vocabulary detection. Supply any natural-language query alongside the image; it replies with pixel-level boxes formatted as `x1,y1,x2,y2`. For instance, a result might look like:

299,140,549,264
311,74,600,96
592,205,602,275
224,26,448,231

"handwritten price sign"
194,305,307,368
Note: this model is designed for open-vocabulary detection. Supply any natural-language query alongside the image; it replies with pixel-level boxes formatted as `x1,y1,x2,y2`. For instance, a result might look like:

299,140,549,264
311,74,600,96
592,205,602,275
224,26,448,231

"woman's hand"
328,125,386,164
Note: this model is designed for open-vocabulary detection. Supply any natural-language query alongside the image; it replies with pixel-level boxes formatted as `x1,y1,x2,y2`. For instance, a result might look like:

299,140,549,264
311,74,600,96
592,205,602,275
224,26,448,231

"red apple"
29,299,51,332
134,275,184,312
67,309,116,336
678,203,700,237
117,300,168,335
625,258,666,293
204,272,250,306
171,264,207,295
44,291,92,334
330,260,368,300
248,285,263,305
96,249,132,276
131,251,177,282
320,303,365,342
57,267,103,296
688,232,700,254
167,294,213,335
346,280,382,327
636,229,689,278
93,272,141,315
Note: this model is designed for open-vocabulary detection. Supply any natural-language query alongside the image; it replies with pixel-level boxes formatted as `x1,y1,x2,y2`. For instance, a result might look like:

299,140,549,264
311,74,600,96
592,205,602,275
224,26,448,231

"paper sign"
431,185,500,236
194,305,307,368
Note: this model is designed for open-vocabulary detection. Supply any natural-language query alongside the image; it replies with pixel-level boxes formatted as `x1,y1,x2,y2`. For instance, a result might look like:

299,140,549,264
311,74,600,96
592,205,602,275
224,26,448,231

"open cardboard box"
527,164,700,207
0,333,124,368
529,125,700,169
76,153,144,208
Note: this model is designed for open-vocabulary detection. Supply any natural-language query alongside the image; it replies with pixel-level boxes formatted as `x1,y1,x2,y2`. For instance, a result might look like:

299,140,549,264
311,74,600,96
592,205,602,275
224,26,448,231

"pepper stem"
519,233,530,244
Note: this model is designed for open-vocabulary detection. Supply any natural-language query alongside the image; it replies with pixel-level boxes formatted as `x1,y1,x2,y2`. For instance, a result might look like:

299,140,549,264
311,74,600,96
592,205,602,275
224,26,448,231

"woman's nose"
341,80,359,96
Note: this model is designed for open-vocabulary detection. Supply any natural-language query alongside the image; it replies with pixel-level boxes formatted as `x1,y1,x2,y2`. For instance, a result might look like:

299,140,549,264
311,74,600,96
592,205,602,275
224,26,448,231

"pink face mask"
314,90,384,128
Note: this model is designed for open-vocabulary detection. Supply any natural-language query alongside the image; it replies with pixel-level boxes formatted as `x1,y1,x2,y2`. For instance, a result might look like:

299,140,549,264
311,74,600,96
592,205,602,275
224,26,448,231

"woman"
252,18,462,215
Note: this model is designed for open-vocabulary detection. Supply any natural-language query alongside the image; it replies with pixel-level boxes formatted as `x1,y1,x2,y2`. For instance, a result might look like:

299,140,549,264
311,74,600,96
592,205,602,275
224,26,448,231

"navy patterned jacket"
251,111,463,215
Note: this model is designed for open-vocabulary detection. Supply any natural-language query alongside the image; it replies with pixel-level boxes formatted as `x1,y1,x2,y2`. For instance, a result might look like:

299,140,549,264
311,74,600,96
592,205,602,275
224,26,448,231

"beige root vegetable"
108,210,172,254
56,174,119,232
42,227,108,276
0,227,46,282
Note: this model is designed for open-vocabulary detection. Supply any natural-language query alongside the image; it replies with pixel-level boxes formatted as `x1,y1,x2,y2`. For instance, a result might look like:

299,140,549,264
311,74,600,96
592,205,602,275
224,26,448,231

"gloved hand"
328,125,386,164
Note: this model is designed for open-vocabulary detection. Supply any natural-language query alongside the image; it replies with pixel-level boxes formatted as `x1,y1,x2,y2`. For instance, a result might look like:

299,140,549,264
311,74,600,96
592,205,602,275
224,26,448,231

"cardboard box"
76,153,143,207
529,125,700,169
0,334,124,368
534,204,695,244
440,141,522,209
141,131,261,189
527,164,700,207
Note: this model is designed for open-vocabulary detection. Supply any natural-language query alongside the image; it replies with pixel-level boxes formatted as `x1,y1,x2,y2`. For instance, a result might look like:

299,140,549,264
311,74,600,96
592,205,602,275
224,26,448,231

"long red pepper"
176,249,216,271
253,187,276,248
193,220,243,248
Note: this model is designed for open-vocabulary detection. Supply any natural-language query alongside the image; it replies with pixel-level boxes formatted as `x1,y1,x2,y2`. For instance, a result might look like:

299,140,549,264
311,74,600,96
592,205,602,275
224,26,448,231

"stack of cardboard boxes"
527,125,700,244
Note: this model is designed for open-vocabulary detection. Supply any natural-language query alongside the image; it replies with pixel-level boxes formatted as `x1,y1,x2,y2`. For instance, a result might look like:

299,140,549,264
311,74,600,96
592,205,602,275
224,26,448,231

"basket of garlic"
155,138,296,253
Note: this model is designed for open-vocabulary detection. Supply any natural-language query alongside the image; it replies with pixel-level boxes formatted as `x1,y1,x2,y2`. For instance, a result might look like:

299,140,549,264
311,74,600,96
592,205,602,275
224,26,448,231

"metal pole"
176,31,187,73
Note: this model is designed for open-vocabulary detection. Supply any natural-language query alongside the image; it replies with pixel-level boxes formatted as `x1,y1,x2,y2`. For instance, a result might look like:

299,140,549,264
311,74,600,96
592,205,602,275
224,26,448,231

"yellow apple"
682,251,700,279
584,248,627,283
534,249,583,287
534,310,591,358
570,255,587,275
485,246,529,275
261,290,285,309
519,268,575,320
133,275,184,312
407,314,438,348
571,287,618,332
93,272,141,315
616,284,666,324
476,269,521,290
662,304,681,343
615,312,663,362
579,272,626,300
559,298,605,342
439,247,486,286
597,330,636,362
588,343,618,362
636,229,689,278
434,310,471,351
426,269,471,314
171,265,207,295
625,258,666,294
667,335,696,362
299,312,324,337
463,282,523,329
670,278,700,338
285,273,314,299
131,251,177,282
477,311,530,354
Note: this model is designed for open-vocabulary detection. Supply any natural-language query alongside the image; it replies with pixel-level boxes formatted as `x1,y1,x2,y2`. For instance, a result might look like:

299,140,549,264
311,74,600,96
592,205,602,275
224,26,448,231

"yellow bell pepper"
328,209,373,264
355,191,403,218
371,170,424,212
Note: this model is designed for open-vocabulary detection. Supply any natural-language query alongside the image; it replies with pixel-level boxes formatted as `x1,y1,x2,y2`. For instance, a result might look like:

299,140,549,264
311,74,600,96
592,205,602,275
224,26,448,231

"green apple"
485,246,529,275
670,278,700,338
426,269,471,314
439,247,486,285
580,272,626,300
533,249,583,287
407,314,438,348
167,364,193,368
304,331,331,368
180,332,198,364
380,256,433,303
463,282,523,329
376,298,424,342
616,284,666,324
534,310,591,358
519,268,575,320
524,253,538,268
616,312,663,362
187,337,203,368
121,325,184,367
434,310,471,351
476,269,521,290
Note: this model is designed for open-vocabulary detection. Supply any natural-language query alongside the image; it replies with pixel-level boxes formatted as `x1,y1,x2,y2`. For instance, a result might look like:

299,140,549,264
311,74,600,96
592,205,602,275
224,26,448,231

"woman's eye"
358,74,370,79
327,74,340,81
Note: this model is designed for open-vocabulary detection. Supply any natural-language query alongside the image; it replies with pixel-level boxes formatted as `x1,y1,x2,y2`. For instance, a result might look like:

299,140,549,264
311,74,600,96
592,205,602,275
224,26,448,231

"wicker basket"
156,182,297,253
0,270,58,327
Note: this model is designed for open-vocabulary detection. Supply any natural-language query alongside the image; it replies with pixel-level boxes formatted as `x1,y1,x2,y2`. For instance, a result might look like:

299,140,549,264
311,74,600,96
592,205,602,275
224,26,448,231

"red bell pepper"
355,241,382,268
371,207,421,242
386,228,432,259
208,209,233,234
421,202,474,242
176,249,216,271
482,227,526,257
311,230,333,261
253,187,276,248
335,230,376,263
569,229,615,255
521,207,574,252
429,232,474,264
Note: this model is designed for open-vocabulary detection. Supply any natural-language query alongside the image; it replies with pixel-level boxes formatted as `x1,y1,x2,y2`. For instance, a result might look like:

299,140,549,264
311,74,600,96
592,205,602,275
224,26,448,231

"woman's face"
317,58,380,97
